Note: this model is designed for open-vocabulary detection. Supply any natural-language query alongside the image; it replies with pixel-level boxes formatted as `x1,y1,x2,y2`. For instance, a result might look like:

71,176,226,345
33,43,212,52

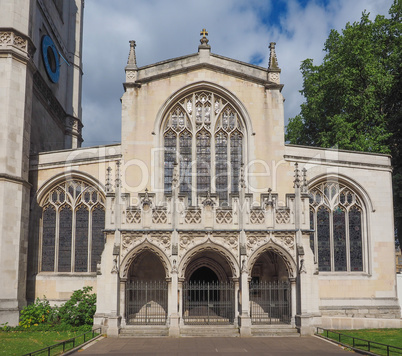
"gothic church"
0,0,400,337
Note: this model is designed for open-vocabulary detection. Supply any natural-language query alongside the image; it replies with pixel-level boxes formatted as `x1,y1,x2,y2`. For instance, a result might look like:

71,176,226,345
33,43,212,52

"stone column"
239,258,251,336
290,277,297,327
168,260,180,336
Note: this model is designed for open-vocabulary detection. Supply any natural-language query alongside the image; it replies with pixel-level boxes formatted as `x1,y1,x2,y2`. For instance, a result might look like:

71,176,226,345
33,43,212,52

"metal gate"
183,281,235,325
125,280,168,325
249,281,291,325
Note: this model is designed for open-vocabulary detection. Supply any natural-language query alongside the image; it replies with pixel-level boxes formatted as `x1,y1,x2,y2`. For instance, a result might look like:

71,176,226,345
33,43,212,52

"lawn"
322,329,402,356
0,330,98,356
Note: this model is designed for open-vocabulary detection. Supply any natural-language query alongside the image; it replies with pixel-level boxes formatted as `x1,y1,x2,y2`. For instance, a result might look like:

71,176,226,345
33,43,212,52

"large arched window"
40,179,105,273
163,90,244,206
309,181,364,272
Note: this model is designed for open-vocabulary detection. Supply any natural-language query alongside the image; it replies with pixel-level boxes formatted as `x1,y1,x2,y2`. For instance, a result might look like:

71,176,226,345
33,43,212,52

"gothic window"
40,179,106,273
309,181,364,272
163,90,245,206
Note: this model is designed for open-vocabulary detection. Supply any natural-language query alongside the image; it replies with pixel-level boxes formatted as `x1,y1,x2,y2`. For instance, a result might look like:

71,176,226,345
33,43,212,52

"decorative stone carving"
152,209,167,224
185,209,201,224
216,209,233,224
247,233,267,252
250,209,265,224
274,232,295,251
276,208,290,224
126,208,141,224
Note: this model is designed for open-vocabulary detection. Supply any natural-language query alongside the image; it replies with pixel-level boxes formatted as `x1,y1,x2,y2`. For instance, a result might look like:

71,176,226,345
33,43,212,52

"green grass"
0,330,99,356
321,329,402,356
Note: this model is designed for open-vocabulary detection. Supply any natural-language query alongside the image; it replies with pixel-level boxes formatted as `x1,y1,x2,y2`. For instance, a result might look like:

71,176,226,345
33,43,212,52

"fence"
22,328,101,356
316,327,402,356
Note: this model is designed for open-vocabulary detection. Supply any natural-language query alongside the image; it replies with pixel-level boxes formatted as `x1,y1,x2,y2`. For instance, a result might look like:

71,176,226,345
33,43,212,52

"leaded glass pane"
164,131,176,194
333,207,347,271
75,205,89,272
317,207,331,271
230,132,242,194
42,205,56,271
349,206,363,271
309,209,315,254
91,205,105,272
197,130,211,194
215,131,228,205
180,131,192,205
58,206,72,272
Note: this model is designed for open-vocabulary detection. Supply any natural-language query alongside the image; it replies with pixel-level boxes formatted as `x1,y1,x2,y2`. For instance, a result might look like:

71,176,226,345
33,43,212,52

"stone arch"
120,242,171,279
308,173,374,213
36,170,105,206
185,256,228,282
179,241,239,280
248,241,297,279
154,81,253,136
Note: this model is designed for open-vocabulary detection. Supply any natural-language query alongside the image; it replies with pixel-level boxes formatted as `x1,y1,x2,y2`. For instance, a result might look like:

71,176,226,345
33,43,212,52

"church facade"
1,1,401,337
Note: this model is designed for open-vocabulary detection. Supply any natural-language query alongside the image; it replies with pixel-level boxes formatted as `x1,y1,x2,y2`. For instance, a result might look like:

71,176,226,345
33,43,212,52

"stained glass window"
197,130,211,194
75,205,89,272
42,205,56,271
333,207,347,271
163,90,244,206
58,205,72,272
91,205,105,272
317,206,331,272
309,182,365,272
180,131,192,205
164,131,176,193
215,131,228,205
40,180,105,273
349,206,363,271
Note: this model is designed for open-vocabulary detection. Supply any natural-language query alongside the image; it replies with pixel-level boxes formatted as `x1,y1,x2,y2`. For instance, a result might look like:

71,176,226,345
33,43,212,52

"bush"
19,297,58,328
17,286,96,330
58,286,96,327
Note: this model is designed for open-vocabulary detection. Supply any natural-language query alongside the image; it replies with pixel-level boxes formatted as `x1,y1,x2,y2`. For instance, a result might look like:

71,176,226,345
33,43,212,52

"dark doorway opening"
189,267,218,283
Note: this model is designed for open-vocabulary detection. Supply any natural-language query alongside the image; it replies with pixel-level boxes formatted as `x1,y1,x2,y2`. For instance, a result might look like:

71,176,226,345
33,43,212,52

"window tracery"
163,90,244,206
309,181,364,272
40,179,105,273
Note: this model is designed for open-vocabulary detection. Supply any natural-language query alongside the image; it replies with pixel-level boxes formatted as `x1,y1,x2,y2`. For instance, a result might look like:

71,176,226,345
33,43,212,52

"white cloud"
81,0,394,146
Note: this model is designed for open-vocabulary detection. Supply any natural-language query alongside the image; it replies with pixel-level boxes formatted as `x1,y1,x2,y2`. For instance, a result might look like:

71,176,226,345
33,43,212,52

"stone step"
180,325,240,337
119,325,169,338
251,325,300,337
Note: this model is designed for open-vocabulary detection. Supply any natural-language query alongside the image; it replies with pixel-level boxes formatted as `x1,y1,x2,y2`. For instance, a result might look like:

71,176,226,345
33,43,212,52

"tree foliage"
286,0,402,244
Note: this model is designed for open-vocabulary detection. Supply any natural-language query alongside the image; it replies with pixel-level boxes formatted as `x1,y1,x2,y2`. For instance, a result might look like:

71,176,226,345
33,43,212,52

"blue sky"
81,0,394,147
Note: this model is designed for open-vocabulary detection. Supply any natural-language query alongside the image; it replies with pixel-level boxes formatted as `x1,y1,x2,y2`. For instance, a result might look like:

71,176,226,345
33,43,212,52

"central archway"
182,250,235,325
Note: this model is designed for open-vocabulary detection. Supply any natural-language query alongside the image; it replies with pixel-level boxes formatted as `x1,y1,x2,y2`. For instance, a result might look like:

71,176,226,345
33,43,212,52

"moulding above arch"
36,170,105,207
120,241,171,279
178,240,239,280
153,81,254,137
247,241,297,279
308,173,375,213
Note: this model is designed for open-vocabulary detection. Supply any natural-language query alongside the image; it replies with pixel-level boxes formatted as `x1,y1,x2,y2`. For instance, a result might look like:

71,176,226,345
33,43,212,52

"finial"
293,162,300,188
268,42,279,69
105,166,112,192
127,40,137,68
115,160,121,188
302,168,308,193
199,28,211,50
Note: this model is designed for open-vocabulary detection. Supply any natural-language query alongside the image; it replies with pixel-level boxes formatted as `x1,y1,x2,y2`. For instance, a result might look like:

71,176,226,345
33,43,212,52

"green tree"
286,0,402,245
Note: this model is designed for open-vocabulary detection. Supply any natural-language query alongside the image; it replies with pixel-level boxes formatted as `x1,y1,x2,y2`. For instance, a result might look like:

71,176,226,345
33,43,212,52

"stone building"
1,1,400,336
0,0,83,326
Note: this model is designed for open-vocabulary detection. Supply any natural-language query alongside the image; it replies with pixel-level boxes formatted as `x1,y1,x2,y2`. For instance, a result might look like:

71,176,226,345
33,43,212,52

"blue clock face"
41,35,60,83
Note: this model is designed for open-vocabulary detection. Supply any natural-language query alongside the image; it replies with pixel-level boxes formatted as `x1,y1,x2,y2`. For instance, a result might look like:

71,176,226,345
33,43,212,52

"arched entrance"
182,251,235,325
125,251,168,325
249,250,291,325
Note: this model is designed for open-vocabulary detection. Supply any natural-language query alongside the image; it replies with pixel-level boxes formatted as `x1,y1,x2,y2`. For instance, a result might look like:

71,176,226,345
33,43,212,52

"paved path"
74,336,352,355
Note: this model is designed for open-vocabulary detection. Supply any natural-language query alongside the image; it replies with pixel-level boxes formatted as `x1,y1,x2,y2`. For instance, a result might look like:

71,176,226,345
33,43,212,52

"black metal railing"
125,280,168,325
249,281,291,325
316,327,402,356
183,281,235,325
22,328,101,356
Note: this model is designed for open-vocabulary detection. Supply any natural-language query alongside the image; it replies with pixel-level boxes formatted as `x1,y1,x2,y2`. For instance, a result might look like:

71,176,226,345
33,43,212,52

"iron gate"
249,281,291,325
125,280,168,325
183,281,235,325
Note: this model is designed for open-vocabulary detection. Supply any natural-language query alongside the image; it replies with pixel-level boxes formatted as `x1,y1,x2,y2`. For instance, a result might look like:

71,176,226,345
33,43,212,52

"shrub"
19,297,57,328
58,286,96,326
